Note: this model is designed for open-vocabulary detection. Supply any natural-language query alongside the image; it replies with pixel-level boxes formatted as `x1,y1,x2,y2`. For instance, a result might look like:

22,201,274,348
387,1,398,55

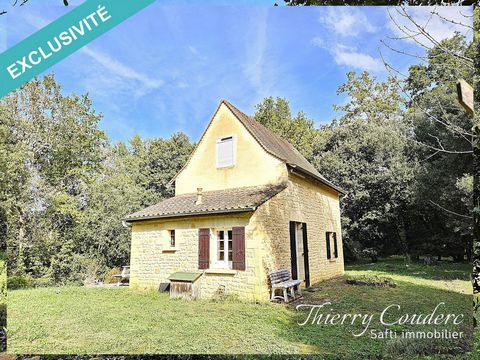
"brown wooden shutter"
198,228,210,269
232,226,245,270
289,222,298,280
302,223,310,288
333,232,338,258
326,232,331,260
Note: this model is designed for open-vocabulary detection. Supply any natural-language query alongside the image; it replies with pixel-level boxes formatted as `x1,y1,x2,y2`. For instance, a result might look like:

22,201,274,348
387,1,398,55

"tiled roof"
222,100,344,193
125,184,287,222
166,100,344,194
222,100,327,181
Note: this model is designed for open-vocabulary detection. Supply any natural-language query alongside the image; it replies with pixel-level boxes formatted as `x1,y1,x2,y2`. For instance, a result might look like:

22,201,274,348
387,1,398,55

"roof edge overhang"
124,207,256,223
287,164,346,196
166,100,229,187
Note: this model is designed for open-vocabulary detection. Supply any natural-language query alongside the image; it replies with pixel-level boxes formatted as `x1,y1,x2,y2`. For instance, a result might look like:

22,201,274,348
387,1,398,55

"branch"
429,200,472,219
380,39,427,62
387,8,433,52
379,50,474,142
414,137,473,154
431,9,474,30
397,7,474,67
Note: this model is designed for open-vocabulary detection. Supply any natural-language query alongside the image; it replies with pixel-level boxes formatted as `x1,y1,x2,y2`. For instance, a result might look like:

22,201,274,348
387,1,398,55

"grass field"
8,258,472,358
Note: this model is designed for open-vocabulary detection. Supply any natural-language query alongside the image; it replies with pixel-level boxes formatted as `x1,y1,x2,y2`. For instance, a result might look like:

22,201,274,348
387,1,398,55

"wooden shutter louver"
198,228,210,269
232,226,245,270
333,232,338,258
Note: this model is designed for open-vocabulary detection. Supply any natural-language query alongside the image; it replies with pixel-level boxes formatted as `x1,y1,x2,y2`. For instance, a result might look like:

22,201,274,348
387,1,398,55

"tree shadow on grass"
275,277,473,359
345,257,471,281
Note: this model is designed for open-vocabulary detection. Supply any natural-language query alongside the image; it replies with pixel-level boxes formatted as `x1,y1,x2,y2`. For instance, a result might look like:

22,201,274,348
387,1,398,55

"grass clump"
345,274,396,288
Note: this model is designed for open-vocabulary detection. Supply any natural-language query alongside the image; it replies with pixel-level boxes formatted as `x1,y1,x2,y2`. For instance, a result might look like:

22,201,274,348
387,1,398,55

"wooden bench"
113,266,130,286
268,269,302,302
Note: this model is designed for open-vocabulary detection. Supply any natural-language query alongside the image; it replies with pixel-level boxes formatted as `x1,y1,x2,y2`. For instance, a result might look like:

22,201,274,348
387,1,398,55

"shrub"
29,277,52,288
104,267,122,284
384,336,468,357
361,248,378,262
345,275,396,288
7,276,29,290
7,275,51,290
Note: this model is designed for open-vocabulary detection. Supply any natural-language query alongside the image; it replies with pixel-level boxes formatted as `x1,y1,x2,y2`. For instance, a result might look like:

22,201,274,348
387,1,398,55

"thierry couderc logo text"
296,302,465,339
6,5,111,80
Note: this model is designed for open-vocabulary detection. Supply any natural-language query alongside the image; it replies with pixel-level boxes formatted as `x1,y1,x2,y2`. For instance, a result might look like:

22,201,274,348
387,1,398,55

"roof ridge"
124,182,288,222
222,100,321,171
179,183,284,196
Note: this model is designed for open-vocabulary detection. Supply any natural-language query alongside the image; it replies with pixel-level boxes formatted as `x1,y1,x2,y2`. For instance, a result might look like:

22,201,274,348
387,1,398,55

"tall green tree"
0,74,195,282
315,72,419,260
254,97,320,162
405,33,474,260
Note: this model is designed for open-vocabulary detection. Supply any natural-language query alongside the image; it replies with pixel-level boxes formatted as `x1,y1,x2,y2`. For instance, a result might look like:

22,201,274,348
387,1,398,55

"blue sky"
0,1,473,142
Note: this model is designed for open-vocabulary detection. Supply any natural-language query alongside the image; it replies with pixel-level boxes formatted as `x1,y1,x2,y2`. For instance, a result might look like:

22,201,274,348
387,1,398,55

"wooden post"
456,79,474,115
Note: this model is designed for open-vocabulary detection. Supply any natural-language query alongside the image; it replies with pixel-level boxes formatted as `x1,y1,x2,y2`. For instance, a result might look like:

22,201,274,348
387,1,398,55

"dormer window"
216,136,235,168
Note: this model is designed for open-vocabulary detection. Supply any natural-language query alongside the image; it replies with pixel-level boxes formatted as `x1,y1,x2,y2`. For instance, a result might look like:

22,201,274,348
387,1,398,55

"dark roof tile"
125,184,286,222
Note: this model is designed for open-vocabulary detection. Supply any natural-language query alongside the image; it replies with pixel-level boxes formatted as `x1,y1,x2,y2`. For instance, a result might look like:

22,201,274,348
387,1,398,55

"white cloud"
333,48,383,72
188,45,198,55
242,8,272,99
20,11,163,97
312,41,383,72
80,46,163,93
21,12,49,28
311,37,324,47
388,6,473,47
319,8,378,37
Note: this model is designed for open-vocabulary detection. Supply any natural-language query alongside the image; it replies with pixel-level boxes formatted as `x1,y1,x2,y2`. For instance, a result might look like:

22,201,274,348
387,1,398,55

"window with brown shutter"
326,232,332,260
198,228,210,269
232,226,245,270
333,232,338,258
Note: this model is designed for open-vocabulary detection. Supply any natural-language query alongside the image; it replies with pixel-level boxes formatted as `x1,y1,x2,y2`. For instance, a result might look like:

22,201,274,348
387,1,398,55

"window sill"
162,247,179,252
329,258,338,262
204,269,238,275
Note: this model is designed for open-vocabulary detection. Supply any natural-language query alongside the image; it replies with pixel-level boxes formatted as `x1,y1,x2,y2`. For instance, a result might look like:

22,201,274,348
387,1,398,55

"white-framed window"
216,136,235,168
169,229,175,247
215,229,233,268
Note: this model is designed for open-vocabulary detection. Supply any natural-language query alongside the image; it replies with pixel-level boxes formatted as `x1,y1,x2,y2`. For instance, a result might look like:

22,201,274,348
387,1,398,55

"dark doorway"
289,221,310,288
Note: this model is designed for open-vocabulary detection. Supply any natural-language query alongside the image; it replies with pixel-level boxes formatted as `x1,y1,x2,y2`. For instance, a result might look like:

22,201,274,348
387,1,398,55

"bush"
7,276,29,290
384,336,468,357
345,275,396,288
104,267,122,284
29,277,52,288
7,275,52,290
361,248,378,262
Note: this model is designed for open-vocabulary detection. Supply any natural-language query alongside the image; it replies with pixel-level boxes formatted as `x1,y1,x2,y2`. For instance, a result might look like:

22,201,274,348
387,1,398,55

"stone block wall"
129,213,270,301
252,173,344,286
129,174,344,301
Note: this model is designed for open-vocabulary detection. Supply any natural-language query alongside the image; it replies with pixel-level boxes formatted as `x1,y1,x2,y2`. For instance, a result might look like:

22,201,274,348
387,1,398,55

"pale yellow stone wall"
129,213,270,301
130,100,343,299
251,172,344,286
174,103,287,195
129,173,343,300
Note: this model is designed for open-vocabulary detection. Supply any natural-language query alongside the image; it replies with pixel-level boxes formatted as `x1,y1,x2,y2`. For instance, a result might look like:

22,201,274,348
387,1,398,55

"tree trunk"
397,217,410,262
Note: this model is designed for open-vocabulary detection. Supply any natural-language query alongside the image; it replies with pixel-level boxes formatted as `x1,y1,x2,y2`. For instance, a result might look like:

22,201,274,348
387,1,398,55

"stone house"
125,100,345,301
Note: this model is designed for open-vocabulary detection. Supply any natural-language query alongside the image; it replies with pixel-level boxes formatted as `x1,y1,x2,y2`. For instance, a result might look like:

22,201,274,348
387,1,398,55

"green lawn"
8,258,472,358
